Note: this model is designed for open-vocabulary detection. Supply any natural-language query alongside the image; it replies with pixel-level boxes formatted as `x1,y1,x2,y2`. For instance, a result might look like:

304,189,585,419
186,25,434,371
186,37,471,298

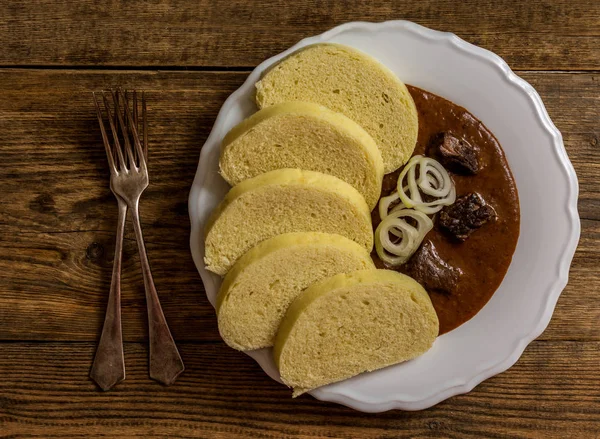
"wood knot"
427,421,444,430
30,192,56,214
86,242,104,261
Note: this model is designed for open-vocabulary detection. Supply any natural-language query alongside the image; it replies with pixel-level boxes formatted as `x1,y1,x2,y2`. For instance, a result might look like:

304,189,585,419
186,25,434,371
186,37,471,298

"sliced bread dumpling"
274,269,439,396
219,102,384,209
255,43,419,173
217,232,375,351
204,169,373,276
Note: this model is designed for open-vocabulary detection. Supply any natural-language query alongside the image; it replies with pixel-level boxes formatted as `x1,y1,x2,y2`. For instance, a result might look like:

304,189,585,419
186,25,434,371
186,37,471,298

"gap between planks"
0,66,599,74
0,339,592,344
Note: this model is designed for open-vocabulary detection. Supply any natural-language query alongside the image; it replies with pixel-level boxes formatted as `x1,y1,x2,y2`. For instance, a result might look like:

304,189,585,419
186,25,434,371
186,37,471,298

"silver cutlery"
90,89,184,390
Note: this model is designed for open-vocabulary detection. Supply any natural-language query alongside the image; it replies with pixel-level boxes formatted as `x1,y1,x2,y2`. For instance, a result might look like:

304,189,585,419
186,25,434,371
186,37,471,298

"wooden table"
1,1,599,437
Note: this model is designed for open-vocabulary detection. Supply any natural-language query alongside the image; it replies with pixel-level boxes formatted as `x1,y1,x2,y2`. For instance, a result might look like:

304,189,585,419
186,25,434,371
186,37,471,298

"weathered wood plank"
0,70,597,235
0,1,598,70
0,2,598,437
1,342,599,438
0,220,596,342
0,70,237,237
0,70,597,343
0,229,214,342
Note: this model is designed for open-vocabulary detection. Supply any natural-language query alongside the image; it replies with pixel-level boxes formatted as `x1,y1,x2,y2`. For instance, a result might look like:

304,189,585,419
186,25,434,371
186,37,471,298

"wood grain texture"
2,342,600,438
0,222,598,344
0,70,598,345
0,0,599,70
1,3,599,437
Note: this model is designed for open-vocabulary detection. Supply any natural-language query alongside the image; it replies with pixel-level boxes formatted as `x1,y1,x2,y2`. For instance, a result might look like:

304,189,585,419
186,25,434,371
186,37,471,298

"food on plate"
438,193,497,241
374,154,456,267
394,155,456,214
219,101,384,209
427,132,479,175
274,269,439,396
255,43,418,173
216,232,374,351
204,169,373,275
202,41,521,395
373,85,520,335
402,241,462,295
374,206,433,266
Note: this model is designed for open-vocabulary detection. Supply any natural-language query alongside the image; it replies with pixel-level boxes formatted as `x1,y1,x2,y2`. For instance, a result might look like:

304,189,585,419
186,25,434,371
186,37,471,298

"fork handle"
90,198,127,391
130,203,185,385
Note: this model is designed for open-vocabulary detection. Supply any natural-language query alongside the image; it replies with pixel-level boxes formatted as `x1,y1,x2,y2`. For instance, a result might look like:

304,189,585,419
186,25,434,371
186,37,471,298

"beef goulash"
372,86,520,335
207,42,521,396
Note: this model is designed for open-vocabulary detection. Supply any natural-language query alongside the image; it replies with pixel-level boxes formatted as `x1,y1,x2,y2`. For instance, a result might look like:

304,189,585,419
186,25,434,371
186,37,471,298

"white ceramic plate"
188,21,580,412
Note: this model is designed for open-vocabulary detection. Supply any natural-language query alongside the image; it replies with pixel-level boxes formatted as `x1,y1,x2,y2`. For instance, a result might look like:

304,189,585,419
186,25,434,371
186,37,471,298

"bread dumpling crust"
204,169,373,276
216,232,375,351
274,269,439,396
255,43,418,173
219,101,384,209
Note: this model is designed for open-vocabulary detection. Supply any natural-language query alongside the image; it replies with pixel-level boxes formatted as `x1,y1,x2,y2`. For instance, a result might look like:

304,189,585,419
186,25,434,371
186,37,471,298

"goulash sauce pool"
371,86,520,335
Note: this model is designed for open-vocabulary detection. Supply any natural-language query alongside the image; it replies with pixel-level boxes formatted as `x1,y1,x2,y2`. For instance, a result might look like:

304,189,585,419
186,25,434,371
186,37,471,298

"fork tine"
122,89,130,169
113,90,121,169
102,91,127,171
93,92,117,173
142,91,148,161
113,89,136,169
132,90,140,167
120,88,146,169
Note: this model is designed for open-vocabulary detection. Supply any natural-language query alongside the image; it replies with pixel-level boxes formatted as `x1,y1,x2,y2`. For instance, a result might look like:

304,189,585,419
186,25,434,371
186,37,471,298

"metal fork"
91,89,184,390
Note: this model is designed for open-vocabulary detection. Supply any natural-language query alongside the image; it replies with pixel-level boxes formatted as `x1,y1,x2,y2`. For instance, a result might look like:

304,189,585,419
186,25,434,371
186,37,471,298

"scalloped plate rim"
188,20,580,412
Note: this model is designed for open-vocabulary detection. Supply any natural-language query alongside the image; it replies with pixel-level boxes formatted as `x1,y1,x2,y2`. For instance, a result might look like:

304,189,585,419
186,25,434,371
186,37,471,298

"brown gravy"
371,86,520,335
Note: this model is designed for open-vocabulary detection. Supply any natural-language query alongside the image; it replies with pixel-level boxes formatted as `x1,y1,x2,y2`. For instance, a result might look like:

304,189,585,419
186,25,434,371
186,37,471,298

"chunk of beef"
428,132,479,175
403,241,462,295
439,193,496,241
